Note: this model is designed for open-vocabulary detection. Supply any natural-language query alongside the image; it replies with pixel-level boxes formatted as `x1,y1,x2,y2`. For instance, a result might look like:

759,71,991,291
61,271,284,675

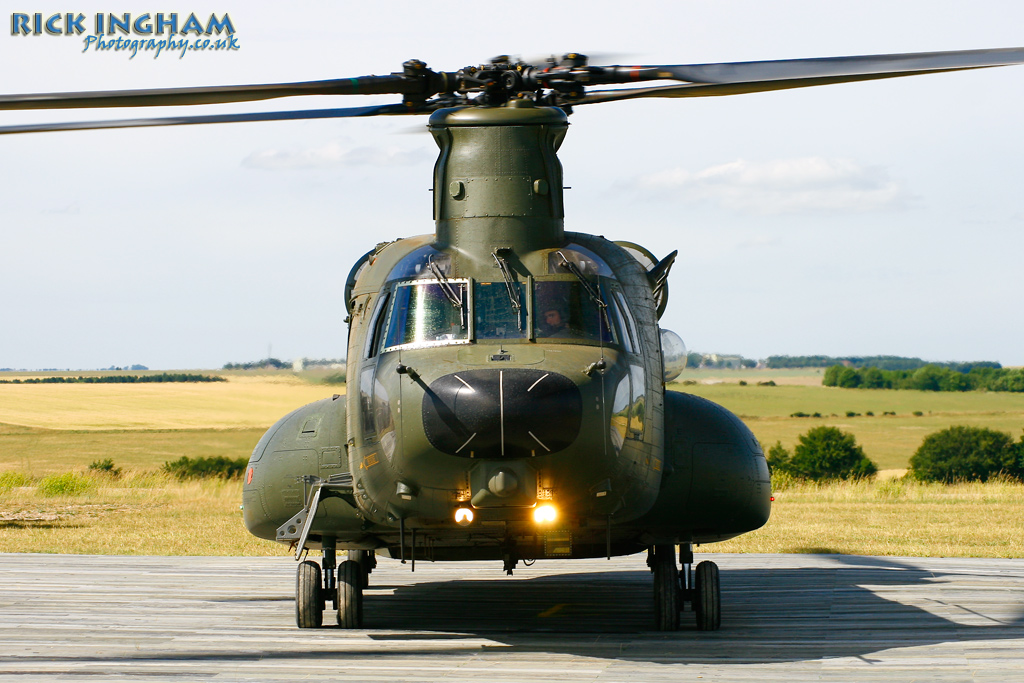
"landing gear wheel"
336,559,364,628
652,545,680,631
694,560,721,631
350,549,375,587
295,560,323,629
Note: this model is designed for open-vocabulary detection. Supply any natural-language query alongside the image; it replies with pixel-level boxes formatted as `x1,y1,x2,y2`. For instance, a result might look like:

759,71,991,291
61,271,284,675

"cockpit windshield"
376,275,622,353
534,280,615,343
380,280,469,352
475,281,527,340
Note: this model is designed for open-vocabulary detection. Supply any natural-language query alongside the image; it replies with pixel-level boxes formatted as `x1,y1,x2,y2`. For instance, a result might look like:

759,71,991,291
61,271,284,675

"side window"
614,291,641,355
359,367,375,441
608,294,634,354
363,292,391,359
609,374,630,451
629,365,646,439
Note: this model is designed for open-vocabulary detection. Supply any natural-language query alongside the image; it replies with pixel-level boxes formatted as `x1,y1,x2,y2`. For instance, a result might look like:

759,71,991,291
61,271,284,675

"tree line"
768,354,1001,372
823,364,1024,392
0,373,225,384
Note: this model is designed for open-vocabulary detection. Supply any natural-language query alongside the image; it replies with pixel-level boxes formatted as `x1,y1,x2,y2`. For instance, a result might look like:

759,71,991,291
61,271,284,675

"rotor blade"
578,47,1024,104
0,104,417,136
0,75,413,111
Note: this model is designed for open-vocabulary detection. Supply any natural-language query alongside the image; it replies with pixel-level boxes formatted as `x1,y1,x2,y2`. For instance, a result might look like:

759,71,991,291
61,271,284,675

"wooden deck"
1,552,1022,681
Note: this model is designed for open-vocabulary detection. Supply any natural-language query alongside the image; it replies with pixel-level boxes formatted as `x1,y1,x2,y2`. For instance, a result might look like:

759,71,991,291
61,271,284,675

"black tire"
350,549,374,587
694,560,721,631
295,560,323,629
337,560,363,628
652,545,679,631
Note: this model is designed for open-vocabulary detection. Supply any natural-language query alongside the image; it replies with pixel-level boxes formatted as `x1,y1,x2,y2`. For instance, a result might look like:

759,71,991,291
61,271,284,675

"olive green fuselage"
243,102,770,561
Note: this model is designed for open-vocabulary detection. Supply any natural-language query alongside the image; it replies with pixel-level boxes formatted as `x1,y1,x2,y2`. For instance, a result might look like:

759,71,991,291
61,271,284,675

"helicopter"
4,46,1023,632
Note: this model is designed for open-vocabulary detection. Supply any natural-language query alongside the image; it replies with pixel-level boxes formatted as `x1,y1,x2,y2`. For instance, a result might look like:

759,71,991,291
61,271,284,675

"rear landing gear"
650,543,721,631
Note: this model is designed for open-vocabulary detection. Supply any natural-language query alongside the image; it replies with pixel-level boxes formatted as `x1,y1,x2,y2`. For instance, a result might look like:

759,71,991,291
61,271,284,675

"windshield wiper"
492,250,523,330
557,251,614,337
556,251,607,310
428,257,463,309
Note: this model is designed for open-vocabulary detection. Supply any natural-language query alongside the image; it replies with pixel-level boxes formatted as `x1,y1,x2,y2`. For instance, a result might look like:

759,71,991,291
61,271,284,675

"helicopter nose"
421,368,582,458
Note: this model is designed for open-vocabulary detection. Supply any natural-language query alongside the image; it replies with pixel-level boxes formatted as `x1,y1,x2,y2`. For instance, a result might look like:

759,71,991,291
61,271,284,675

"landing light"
454,507,474,526
533,504,557,524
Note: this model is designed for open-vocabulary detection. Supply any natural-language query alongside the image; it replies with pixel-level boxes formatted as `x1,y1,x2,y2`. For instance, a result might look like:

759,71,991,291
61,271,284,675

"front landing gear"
295,541,365,629
336,560,363,628
652,545,679,630
650,544,721,631
295,560,323,628
693,559,721,631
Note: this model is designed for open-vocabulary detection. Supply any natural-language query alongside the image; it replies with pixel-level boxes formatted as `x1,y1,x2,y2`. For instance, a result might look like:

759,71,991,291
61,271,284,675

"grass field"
670,372,1024,470
2,368,1023,557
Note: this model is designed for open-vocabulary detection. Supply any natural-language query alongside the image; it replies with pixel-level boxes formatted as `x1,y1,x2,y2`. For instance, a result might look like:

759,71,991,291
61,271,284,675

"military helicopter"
4,46,1023,632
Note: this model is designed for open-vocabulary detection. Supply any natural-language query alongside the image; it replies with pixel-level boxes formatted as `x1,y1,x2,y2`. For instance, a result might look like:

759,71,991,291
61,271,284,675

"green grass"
670,382,1024,470
0,425,265,475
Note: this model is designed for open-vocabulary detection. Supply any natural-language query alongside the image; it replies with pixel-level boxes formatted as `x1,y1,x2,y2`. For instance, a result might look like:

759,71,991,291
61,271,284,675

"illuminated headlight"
533,504,557,524
454,507,474,526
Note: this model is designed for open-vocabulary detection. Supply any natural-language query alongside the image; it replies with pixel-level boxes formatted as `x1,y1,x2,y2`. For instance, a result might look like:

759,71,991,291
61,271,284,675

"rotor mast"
428,101,568,253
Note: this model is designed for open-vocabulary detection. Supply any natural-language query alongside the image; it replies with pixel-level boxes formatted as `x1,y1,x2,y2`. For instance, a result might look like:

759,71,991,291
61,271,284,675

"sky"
2,0,1023,370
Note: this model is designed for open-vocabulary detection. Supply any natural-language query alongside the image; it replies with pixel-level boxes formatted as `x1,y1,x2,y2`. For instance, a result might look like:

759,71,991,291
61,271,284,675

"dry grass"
0,470,281,556
0,374,343,431
2,468,1023,558
2,370,1022,558
715,477,1024,558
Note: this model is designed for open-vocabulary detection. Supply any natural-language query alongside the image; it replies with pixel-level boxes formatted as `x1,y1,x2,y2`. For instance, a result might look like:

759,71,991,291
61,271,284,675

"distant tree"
861,366,887,389
910,426,1022,483
787,426,877,480
835,367,862,389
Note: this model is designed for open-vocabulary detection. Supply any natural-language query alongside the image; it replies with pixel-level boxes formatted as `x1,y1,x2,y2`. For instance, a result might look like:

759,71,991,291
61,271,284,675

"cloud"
243,140,428,170
624,157,912,214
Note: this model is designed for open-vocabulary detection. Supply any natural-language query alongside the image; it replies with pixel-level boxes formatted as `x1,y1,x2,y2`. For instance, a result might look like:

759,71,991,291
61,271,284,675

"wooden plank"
0,553,1022,681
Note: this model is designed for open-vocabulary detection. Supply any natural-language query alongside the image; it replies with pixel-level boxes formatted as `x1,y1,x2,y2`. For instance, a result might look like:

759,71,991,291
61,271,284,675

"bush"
322,372,346,385
162,456,248,480
766,441,792,475
784,426,877,480
38,472,95,497
88,459,122,478
909,426,1023,483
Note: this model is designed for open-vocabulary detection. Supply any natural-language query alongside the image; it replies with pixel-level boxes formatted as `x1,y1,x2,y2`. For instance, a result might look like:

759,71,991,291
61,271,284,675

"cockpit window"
475,281,527,339
385,245,452,282
534,280,615,342
380,280,470,352
547,244,613,277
